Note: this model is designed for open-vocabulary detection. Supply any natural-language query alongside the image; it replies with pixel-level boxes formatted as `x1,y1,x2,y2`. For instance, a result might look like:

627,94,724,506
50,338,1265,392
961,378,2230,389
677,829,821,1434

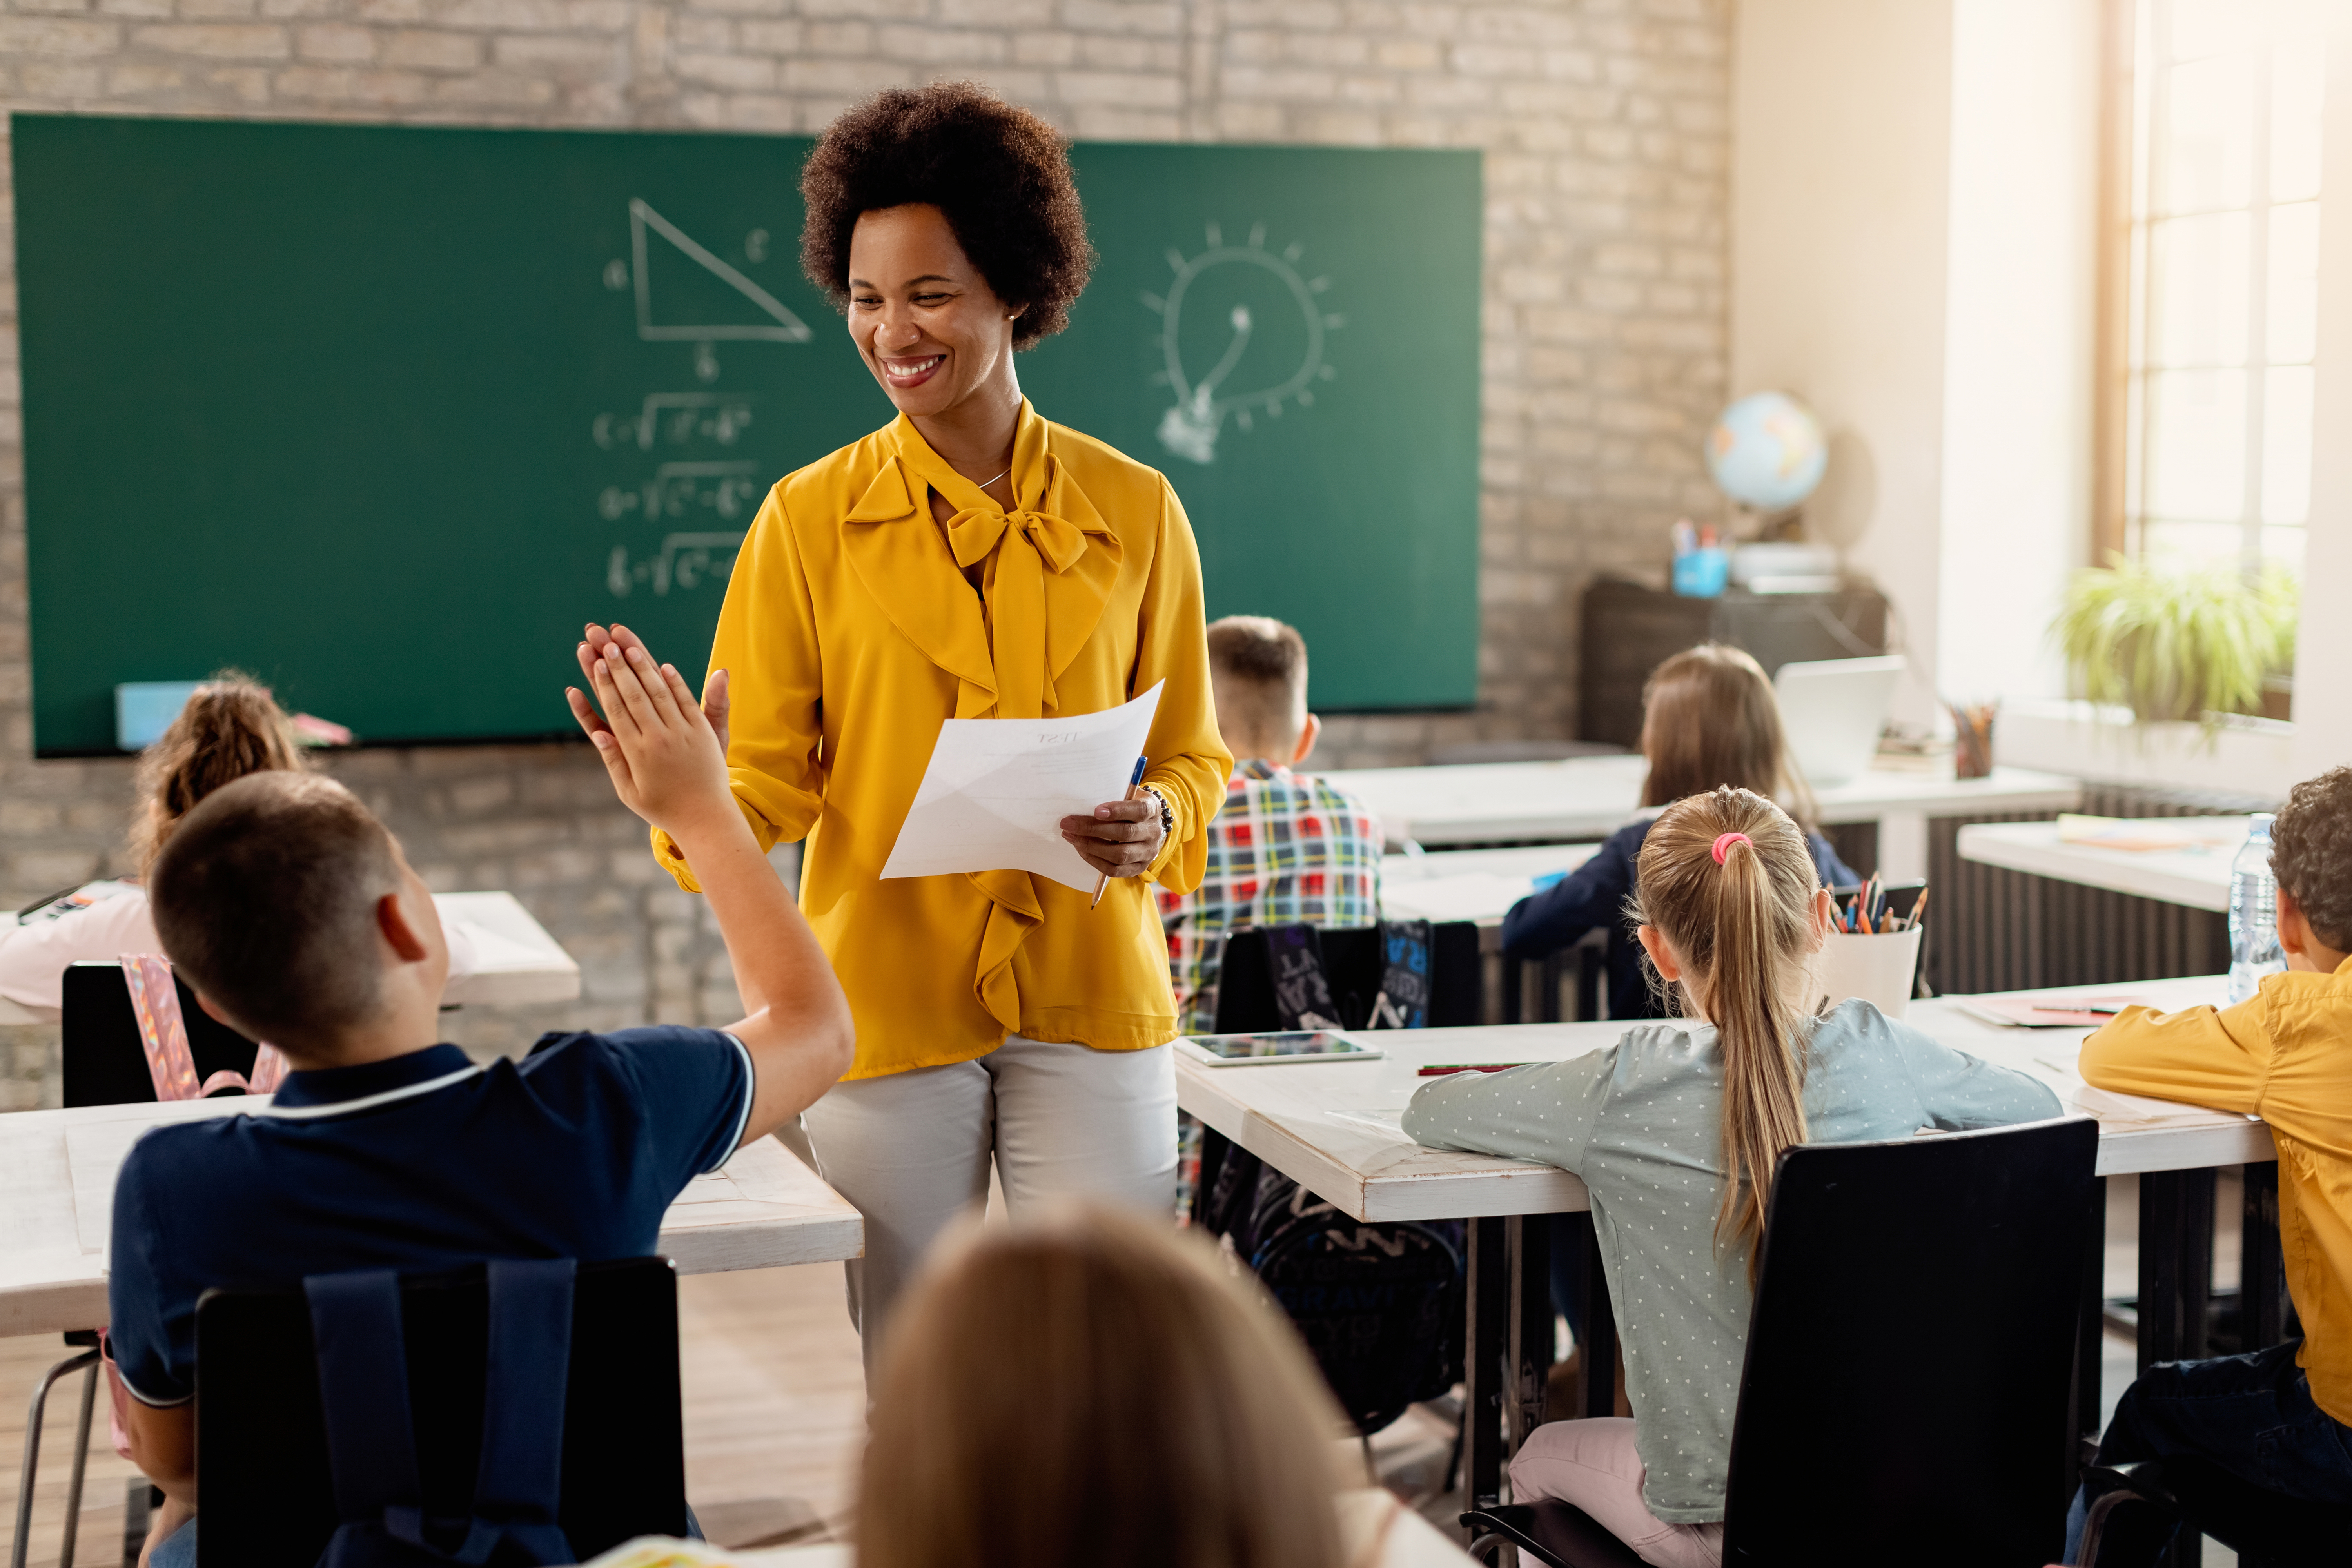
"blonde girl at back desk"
1500,643,1858,1024
0,676,477,1016
1405,787,2057,1568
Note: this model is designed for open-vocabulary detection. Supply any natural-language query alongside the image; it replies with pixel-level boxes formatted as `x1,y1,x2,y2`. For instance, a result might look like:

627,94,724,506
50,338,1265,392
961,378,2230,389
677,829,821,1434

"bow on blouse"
841,417,1127,1033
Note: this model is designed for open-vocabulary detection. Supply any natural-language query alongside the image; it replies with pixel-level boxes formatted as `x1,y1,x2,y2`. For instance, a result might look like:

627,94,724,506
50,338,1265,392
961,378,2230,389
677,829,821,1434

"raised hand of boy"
567,626,731,838
578,622,729,755
567,626,853,1141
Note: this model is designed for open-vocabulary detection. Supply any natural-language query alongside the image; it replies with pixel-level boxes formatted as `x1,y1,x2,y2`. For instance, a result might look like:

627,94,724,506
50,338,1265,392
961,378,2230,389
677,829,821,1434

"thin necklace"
976,466,1010,490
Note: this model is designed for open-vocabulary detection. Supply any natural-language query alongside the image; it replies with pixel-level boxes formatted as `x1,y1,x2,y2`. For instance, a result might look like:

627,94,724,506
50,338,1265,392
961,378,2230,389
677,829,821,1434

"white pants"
798,1033,1177,1374
1509,1419,1725,1568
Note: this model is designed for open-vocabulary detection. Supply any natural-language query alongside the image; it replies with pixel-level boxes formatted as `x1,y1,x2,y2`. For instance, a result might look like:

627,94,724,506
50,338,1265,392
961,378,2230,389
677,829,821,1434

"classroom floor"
0,1175,2247,1566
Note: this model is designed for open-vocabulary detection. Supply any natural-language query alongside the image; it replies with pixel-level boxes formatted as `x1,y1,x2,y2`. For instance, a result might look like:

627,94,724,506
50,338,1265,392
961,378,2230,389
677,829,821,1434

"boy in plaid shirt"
1158,616,1383,1033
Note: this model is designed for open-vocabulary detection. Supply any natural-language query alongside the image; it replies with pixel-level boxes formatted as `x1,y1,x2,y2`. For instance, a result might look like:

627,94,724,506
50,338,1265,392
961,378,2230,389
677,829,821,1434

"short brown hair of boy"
1639,643,1815,826
1206,615,1308,757
859,1204,1347,1568
2270,766,2352,953
149,773,401,1047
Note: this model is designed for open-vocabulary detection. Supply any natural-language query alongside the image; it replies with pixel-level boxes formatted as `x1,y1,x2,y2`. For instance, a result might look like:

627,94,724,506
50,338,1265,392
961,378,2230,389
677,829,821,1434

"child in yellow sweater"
2067,766,2352,1560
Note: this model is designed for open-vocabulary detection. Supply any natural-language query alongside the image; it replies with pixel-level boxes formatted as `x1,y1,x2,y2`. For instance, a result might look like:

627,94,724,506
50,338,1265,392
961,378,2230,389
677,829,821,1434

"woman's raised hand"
567,622,733,835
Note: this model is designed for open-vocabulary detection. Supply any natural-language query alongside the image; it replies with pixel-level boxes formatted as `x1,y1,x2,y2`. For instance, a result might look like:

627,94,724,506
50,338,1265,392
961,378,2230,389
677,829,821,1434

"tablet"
1174,1030,1384,1067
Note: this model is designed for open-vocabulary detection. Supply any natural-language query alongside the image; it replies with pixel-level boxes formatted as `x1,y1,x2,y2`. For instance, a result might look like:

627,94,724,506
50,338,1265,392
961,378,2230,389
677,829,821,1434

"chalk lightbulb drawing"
1145,222,1341,464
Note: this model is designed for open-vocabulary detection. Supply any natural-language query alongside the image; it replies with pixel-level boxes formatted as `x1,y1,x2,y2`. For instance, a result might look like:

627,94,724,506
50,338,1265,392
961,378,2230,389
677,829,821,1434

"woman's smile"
879,351,946,389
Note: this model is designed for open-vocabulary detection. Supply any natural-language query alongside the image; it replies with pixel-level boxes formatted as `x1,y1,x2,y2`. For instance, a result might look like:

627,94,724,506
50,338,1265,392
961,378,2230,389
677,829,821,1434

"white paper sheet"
880,682,1164,893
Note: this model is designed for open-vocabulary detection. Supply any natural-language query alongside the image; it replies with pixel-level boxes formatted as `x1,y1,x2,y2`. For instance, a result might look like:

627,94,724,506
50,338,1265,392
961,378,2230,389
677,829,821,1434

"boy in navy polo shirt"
116,641,854,1566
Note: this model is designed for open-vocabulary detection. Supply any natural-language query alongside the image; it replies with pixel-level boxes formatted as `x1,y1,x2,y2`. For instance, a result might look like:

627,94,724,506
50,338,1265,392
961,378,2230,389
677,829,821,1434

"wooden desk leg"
2241,1162,2286,1352
1575,1214,1617,1419
1464,1216,1510,1516
1506,1215,1554,1453
2138,1169,2214,1568
2069,1176,2107,1501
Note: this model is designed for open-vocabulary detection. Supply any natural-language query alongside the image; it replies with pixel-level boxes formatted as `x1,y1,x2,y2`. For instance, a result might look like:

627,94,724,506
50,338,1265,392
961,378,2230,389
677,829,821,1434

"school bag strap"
305,1260,579,1567
118,953,289,1100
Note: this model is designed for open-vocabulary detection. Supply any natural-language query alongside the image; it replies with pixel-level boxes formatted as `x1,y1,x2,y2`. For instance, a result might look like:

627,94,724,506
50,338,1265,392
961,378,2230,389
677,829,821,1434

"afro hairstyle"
800,82,1095,350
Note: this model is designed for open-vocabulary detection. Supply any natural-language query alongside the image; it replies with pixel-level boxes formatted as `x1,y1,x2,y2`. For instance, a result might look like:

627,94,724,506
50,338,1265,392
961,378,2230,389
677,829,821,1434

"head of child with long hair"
131,674,310,872
1632,786,1831,1281
1639,644,1814,826
857,1204,1348,1568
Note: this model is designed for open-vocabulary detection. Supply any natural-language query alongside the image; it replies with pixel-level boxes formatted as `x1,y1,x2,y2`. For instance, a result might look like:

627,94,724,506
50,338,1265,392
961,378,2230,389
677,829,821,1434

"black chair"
63,959,261,1107
195,1256,688,1567
1211,922,1483,1033
1465,1116,2099,1568
2078,1456,2352,1567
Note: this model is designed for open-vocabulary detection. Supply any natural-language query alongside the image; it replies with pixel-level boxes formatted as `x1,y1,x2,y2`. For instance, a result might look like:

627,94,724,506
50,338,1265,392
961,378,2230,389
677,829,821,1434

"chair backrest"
62,960,260,1107
1721,1117,2097,1568
195,1256,688,1568
1212,922,1483,1033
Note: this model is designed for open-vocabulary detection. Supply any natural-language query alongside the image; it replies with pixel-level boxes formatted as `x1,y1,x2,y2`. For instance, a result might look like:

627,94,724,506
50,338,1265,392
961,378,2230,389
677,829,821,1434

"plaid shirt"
1158,760,1383,1034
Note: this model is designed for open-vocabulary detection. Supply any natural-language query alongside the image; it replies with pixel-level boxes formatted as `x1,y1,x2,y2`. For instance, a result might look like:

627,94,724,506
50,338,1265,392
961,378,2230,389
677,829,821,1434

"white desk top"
1176,974,2264,1225
1379,844,1601,925
1321,757,2080,846
0,889,581,1025
1956,818,2245,913
437,890,584,1006
0,1098,861,1337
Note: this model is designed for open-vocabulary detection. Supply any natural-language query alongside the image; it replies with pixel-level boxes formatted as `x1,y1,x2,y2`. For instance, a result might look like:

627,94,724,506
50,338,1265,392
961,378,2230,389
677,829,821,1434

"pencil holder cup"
1671,546,1730,598
1811,925,1924,1020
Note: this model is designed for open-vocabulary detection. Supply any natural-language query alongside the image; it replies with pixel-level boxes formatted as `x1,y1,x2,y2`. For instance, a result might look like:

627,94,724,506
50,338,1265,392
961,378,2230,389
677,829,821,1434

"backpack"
1197,920,1466,1434
305,1259,576,1567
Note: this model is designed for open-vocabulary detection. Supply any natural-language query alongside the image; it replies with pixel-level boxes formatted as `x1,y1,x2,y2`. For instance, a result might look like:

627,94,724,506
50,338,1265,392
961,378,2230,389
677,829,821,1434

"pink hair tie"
1711,831,1750,865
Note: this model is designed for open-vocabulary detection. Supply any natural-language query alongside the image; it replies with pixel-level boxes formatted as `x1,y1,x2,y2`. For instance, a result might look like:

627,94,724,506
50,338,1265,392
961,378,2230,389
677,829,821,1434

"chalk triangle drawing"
631,198,810,343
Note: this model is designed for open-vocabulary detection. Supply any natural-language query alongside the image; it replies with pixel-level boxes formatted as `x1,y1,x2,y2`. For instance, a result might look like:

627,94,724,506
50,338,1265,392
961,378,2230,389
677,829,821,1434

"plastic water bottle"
2227,814,2285,1003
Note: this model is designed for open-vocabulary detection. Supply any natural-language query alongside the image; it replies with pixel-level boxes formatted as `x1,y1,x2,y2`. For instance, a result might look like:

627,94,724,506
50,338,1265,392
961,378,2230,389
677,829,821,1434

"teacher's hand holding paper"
1060,795,1164,879
880,682,1166,893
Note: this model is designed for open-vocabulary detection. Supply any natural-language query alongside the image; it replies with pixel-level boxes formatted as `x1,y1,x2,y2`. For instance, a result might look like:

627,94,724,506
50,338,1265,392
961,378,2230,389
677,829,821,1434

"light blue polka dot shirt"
1403,998,2061,1523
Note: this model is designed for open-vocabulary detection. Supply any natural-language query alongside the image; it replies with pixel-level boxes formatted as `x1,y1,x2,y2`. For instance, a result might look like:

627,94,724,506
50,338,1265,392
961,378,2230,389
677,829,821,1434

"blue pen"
1091,755,1150,909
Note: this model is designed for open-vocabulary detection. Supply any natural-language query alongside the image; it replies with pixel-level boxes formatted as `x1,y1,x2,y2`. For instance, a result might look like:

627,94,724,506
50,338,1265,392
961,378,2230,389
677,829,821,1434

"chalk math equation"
599,198,793,599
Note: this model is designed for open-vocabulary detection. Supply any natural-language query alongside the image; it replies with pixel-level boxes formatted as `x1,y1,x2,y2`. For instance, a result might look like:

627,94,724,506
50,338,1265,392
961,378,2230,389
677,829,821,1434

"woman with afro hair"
582,82,1229,1365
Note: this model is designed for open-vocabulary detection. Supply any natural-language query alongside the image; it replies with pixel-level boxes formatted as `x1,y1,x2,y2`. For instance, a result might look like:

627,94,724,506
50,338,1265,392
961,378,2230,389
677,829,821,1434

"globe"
1705,390,1828,512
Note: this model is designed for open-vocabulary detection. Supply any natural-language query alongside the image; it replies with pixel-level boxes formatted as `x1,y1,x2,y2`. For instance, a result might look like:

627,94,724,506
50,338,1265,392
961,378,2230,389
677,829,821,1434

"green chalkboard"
13,115,1480,754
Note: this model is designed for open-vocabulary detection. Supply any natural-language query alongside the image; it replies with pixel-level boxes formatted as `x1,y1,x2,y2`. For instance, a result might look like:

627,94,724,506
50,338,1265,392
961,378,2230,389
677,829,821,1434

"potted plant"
2049,555,2298,732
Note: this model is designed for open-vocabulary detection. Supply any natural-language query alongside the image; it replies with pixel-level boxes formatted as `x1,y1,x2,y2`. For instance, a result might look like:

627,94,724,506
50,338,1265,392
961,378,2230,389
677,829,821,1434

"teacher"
632,82,1229,1363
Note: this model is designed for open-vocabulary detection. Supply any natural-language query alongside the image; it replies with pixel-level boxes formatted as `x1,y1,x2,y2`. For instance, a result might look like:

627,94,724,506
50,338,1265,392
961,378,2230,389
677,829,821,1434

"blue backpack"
305,1259,577,1568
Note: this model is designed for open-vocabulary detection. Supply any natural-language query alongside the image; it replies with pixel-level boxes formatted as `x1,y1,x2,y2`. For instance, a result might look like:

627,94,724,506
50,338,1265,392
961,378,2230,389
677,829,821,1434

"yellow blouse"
652,400,1231,1080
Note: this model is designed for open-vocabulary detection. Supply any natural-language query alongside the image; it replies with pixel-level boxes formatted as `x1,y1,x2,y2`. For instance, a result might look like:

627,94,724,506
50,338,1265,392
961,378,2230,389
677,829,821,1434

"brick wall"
0,0,1728,1104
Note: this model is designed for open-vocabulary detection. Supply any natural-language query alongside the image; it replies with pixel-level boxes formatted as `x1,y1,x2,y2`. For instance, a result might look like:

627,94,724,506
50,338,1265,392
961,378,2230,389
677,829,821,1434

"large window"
2112,0,2328,572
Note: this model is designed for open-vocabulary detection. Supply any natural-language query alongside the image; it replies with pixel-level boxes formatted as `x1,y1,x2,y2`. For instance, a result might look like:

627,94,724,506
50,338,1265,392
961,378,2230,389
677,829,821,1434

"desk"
0,1098,862,1339
1379,845,1601,927
0,891,583,1026
1325,758,2081,880
1957,818,2247,913
1177,974,2256,1523
436,890,585,1006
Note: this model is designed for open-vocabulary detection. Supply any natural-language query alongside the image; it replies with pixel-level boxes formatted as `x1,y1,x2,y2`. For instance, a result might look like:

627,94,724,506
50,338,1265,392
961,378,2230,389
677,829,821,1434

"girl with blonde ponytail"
0,675,483,1014
1405,786,2058,1568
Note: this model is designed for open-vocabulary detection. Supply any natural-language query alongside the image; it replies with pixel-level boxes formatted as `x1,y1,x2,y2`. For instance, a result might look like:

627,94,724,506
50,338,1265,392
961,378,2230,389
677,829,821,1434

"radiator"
1927,782,2278,996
